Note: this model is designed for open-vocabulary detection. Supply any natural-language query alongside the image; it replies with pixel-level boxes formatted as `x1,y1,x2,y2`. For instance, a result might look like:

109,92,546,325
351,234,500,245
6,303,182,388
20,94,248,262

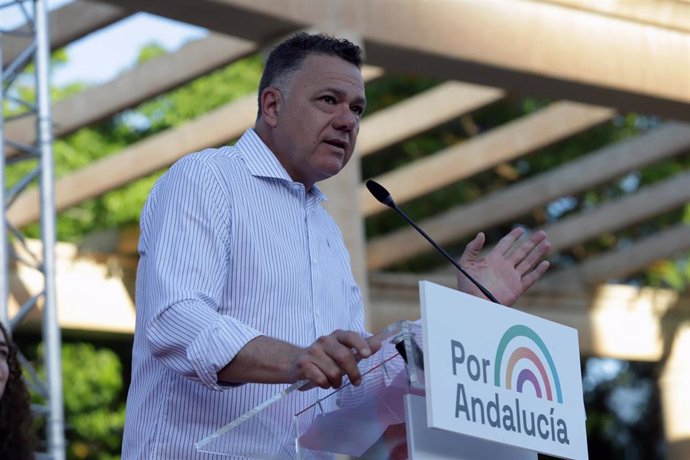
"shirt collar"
236,129,326,201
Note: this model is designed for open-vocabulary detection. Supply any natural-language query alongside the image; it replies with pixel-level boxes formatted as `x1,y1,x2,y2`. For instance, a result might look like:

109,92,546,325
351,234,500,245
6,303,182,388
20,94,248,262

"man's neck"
253,123,314,191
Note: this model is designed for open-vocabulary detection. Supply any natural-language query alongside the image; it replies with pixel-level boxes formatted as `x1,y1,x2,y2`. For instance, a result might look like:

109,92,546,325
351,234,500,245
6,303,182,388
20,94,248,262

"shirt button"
312,258,317,265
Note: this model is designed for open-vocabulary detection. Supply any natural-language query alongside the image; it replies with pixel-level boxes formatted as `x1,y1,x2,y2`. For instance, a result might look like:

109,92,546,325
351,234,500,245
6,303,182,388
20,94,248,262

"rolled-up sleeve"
137,154,261,390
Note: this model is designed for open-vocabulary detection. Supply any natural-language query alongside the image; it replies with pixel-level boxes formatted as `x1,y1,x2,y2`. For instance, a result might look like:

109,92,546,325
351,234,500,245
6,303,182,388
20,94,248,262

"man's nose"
333,106,359,131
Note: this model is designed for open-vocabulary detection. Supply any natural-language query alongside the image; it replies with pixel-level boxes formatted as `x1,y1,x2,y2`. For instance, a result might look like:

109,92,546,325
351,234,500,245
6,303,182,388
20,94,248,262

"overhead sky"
1,0,207,86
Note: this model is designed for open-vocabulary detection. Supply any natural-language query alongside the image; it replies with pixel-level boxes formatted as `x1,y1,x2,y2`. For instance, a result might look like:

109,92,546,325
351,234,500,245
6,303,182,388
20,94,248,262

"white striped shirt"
122,129,396,459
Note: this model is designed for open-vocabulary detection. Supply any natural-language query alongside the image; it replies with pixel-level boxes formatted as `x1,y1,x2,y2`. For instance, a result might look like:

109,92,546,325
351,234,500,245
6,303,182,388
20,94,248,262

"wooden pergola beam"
99,0,304,44
14,238,690,360
10,239,135,336
7,66,383,227
548,223,690,285
102,0,690,120
358,81,504,157
436,169,690,276
8,95,257,228
362,0,690,121
3,0,130,67
543,170,690,253
5,33,257,158
366,122,690,269
362,101,614,216
368,271,690,362
540,0,690,34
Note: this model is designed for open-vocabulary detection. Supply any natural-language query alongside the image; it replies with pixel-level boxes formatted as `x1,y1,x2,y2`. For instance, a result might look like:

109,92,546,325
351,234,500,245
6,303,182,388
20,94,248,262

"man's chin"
314,154,347,176
322,160,349,180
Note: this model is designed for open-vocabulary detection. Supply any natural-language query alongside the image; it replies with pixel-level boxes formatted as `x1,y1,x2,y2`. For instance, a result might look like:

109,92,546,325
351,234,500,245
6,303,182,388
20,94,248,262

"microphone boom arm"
366,180,499,304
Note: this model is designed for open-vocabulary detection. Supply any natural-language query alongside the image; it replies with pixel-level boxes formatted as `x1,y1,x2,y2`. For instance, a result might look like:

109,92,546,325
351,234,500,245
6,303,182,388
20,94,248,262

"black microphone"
366,179,499,304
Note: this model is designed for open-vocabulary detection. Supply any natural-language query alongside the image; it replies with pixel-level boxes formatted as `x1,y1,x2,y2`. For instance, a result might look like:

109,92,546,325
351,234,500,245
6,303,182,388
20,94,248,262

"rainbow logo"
494,324,563,403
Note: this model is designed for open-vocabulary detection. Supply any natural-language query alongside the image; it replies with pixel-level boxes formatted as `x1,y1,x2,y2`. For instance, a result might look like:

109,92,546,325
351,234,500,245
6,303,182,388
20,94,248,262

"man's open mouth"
324,139,347,150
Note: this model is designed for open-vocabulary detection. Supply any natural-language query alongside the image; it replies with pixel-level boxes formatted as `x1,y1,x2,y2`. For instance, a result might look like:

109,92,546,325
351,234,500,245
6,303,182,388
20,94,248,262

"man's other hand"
289,330,382,390
457,228,550,306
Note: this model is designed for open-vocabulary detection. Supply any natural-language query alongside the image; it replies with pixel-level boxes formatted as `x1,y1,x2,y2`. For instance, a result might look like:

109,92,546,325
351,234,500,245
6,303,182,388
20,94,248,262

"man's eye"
351,106,364,116
321,96,336,104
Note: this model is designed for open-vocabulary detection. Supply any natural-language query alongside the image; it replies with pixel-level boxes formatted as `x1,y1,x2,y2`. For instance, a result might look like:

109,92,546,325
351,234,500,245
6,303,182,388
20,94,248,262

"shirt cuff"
187,315,262,391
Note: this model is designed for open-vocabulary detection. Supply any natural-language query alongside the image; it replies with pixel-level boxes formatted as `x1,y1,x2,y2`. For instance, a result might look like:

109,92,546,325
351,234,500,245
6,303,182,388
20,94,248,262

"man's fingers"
493,227,524,255
310,337,351,385
315,330,373,387
468,232,486,253
333,330,372,360
331,330,374,385
521,260,551,291
297,346,343,389
515,238,551,275
508,230,545,265
367,335,383,355
459,232,485,264
509,240,537,268
526,230,547,250
293,329,386,390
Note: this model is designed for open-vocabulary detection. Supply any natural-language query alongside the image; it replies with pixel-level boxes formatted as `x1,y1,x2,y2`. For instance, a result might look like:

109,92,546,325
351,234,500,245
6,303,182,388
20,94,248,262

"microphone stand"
366,180,499,304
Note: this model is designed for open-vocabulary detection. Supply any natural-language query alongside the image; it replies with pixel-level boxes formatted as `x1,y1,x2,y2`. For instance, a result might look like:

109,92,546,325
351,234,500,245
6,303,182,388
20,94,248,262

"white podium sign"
420,281,588,460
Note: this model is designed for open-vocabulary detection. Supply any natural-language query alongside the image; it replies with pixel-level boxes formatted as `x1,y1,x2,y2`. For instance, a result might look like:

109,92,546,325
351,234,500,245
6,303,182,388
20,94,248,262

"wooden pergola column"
659,322,690,460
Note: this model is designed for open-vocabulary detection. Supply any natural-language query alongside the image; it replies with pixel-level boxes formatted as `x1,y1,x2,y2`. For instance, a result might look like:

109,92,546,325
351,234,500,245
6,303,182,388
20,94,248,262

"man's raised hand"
457,228,551,306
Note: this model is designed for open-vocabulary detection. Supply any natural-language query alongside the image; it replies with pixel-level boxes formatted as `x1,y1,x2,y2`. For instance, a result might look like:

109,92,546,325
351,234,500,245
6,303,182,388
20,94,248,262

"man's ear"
259,87,282,128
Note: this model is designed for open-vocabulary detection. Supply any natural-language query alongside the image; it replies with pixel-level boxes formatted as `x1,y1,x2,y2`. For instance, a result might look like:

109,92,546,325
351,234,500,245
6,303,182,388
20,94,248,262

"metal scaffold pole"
35,0,65,457
1,1,65,458
0,23,8,329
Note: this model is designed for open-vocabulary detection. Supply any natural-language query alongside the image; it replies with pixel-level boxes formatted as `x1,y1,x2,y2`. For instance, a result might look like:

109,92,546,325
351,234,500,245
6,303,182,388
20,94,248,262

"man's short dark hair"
256,32,363,119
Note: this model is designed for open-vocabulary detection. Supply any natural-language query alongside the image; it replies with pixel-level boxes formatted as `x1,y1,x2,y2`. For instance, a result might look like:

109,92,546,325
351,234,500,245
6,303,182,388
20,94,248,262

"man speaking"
122,32,550,458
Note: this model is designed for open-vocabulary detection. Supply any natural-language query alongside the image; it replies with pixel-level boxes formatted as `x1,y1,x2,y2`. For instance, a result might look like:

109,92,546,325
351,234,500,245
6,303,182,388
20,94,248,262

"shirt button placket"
305,207,321,333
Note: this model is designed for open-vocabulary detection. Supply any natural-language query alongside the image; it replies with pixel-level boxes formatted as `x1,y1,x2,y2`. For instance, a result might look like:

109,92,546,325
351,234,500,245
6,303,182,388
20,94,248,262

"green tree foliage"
582,359,664,460
28,342,126,460
61,343,126,460
135,42,168,65
13,41,263,242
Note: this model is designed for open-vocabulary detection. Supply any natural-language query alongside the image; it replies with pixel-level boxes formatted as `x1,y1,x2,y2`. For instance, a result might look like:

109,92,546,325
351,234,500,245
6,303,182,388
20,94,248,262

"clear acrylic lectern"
196,319,535,459
196,321,419,459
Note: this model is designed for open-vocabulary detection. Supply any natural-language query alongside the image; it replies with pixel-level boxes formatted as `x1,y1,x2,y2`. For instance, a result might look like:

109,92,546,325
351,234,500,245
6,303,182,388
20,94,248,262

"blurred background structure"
2,0,689,458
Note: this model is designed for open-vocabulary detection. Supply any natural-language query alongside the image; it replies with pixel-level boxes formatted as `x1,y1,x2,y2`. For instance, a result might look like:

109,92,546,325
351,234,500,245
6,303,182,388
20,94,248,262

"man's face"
268,54,366,189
